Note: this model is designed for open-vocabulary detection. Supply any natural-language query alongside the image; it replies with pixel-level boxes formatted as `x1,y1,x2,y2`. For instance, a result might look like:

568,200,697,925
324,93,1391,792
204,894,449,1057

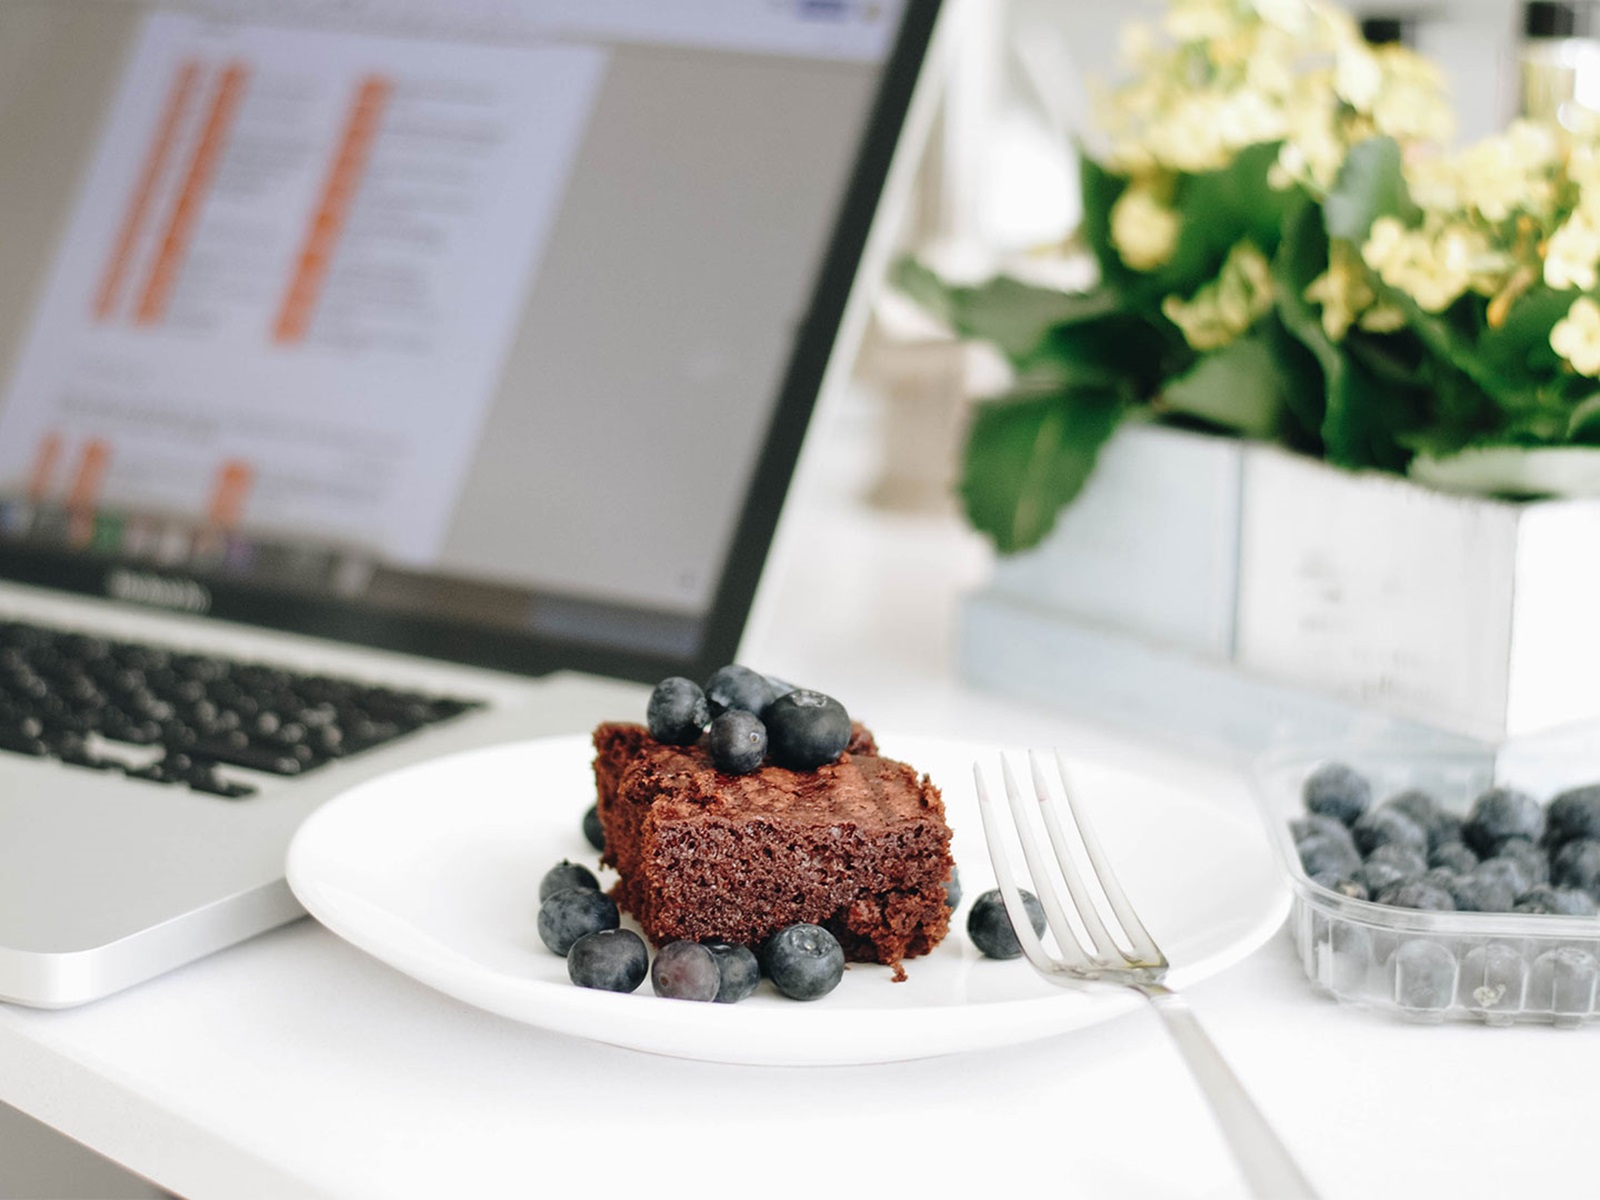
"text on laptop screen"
0,0,911,669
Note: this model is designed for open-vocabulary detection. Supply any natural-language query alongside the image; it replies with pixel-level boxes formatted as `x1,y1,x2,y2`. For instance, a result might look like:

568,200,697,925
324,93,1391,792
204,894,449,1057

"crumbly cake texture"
593,721,953,980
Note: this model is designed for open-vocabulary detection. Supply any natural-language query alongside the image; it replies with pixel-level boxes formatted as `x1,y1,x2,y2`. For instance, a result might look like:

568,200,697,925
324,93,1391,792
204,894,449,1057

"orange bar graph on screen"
65,436,111,521
26,433,62,501
94,59,201,322
273,74,392,345
207,459,254,529
134,61,250,327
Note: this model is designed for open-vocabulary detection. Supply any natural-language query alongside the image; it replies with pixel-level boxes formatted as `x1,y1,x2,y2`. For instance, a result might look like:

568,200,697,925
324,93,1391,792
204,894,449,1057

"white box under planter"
961,422,1600,755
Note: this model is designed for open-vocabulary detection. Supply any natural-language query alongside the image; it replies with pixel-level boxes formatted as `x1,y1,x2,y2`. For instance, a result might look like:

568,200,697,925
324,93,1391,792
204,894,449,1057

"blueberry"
1388,939,1455,1014
967,887,1046,960
1375,880,1455,911
1383,790,1462,852
1291,814,1357,852
1530,946,1600,1020
765,923,846,1000
1366,842,1427,879
582,803,605,852
1352,807,1427,858
764,689,851,770
1303,762,1371,826
1458,942,1527,1019
1513,885,1598,916
567,928,648,993
1354,859,1411,898
537,886,620,955
704,941,761,1004
1421,867,1459,893
539,858,600,902
1464,787,1545,856
1428,841,1478,874
1297,832,1361,880
943,863,962,910
647,677,710,745
709,709,767,774
703,664,776,719
1495,837,1550,887
1553,838,1600,898
1545,784,1600,849
1474,856,1534,898
651,940,722,1002
763,675,799,705
1382,789,1438,826
1449,871,1517,913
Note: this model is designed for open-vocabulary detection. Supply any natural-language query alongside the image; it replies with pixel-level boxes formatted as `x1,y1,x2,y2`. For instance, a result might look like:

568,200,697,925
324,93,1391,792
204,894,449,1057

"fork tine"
1051,749,1164,966
999,756,1092,963
1028,750,1125,963
971,762,1056,975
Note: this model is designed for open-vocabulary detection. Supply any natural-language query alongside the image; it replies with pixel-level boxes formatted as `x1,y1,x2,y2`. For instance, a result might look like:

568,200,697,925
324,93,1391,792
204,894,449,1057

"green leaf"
960,387,1126,554
1149,142,1298,299
1078,149,1135,295
1158,334,1283,437
1271,196,1416,469
1035,311,1189,394
1324,137,1419,242
889,257,1122,366
1568,392,1600,442
1409,445,1600,497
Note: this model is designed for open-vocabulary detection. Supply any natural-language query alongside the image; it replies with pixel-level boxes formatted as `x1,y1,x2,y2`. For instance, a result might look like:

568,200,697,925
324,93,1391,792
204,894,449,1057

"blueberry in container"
1253,737,1600,1027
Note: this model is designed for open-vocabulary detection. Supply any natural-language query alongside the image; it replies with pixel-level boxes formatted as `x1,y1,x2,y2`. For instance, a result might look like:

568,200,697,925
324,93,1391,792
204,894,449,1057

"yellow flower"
1546,210,1600,291
1162,241,1274,350
1360,216,1485,312
1110,186,1182,270
1552,296,1600,375
1304,244,1378,341
1163,0,1237,42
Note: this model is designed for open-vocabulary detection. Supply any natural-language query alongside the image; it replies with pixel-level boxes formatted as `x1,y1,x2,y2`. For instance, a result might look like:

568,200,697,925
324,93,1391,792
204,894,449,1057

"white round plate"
286,732,1288,1066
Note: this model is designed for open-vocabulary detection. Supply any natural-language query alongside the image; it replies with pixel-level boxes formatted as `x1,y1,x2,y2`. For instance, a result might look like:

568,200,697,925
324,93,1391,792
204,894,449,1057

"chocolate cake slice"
593,722,952,978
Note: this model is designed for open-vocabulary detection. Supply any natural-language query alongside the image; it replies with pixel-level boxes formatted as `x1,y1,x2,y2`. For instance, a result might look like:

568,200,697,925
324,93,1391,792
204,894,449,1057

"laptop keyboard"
0,620,483,798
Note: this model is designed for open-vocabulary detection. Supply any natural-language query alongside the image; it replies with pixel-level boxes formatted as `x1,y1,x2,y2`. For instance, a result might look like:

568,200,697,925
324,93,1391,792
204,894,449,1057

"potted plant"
899,0,1600,745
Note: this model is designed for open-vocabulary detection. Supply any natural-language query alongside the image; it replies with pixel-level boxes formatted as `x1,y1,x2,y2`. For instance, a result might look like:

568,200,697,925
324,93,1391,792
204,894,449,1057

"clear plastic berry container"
1251,735,1600,1027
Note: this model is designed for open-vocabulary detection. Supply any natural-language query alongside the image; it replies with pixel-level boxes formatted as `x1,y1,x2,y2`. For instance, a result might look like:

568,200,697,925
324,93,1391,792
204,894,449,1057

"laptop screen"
0,0,938,682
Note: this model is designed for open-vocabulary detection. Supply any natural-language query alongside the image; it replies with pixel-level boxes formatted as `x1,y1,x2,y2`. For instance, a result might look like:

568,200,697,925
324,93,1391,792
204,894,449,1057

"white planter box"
962,423,1600,752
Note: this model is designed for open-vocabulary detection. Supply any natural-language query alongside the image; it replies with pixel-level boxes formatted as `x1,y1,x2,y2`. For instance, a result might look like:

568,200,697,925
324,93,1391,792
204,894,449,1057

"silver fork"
974,752,1319,1200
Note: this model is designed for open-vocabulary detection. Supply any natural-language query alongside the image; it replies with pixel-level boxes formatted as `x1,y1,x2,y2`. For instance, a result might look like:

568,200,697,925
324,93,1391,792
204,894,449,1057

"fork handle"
1136,983,1320,1199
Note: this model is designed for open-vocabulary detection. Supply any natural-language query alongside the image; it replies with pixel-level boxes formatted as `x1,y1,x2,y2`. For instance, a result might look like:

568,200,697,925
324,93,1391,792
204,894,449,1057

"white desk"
3,400,1597,1200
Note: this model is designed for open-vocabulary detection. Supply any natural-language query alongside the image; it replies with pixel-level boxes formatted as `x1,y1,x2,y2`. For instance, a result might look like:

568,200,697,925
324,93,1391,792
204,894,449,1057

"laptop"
0,0,947,1007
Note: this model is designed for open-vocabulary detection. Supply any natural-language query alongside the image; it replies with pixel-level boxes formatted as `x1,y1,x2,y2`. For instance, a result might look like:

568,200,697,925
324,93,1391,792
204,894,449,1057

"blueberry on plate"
567,928,648,993
537,886,619,956
581,803,605,852
704,941,761,1004
703,664,776,719
943,863,962,910
539,859,600,902
709,709,767,775
764,689,851,770
647,677,710,745
764,923,846,1000
651,940,722,1002
967,887,1046,960
1303,762,1371,826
